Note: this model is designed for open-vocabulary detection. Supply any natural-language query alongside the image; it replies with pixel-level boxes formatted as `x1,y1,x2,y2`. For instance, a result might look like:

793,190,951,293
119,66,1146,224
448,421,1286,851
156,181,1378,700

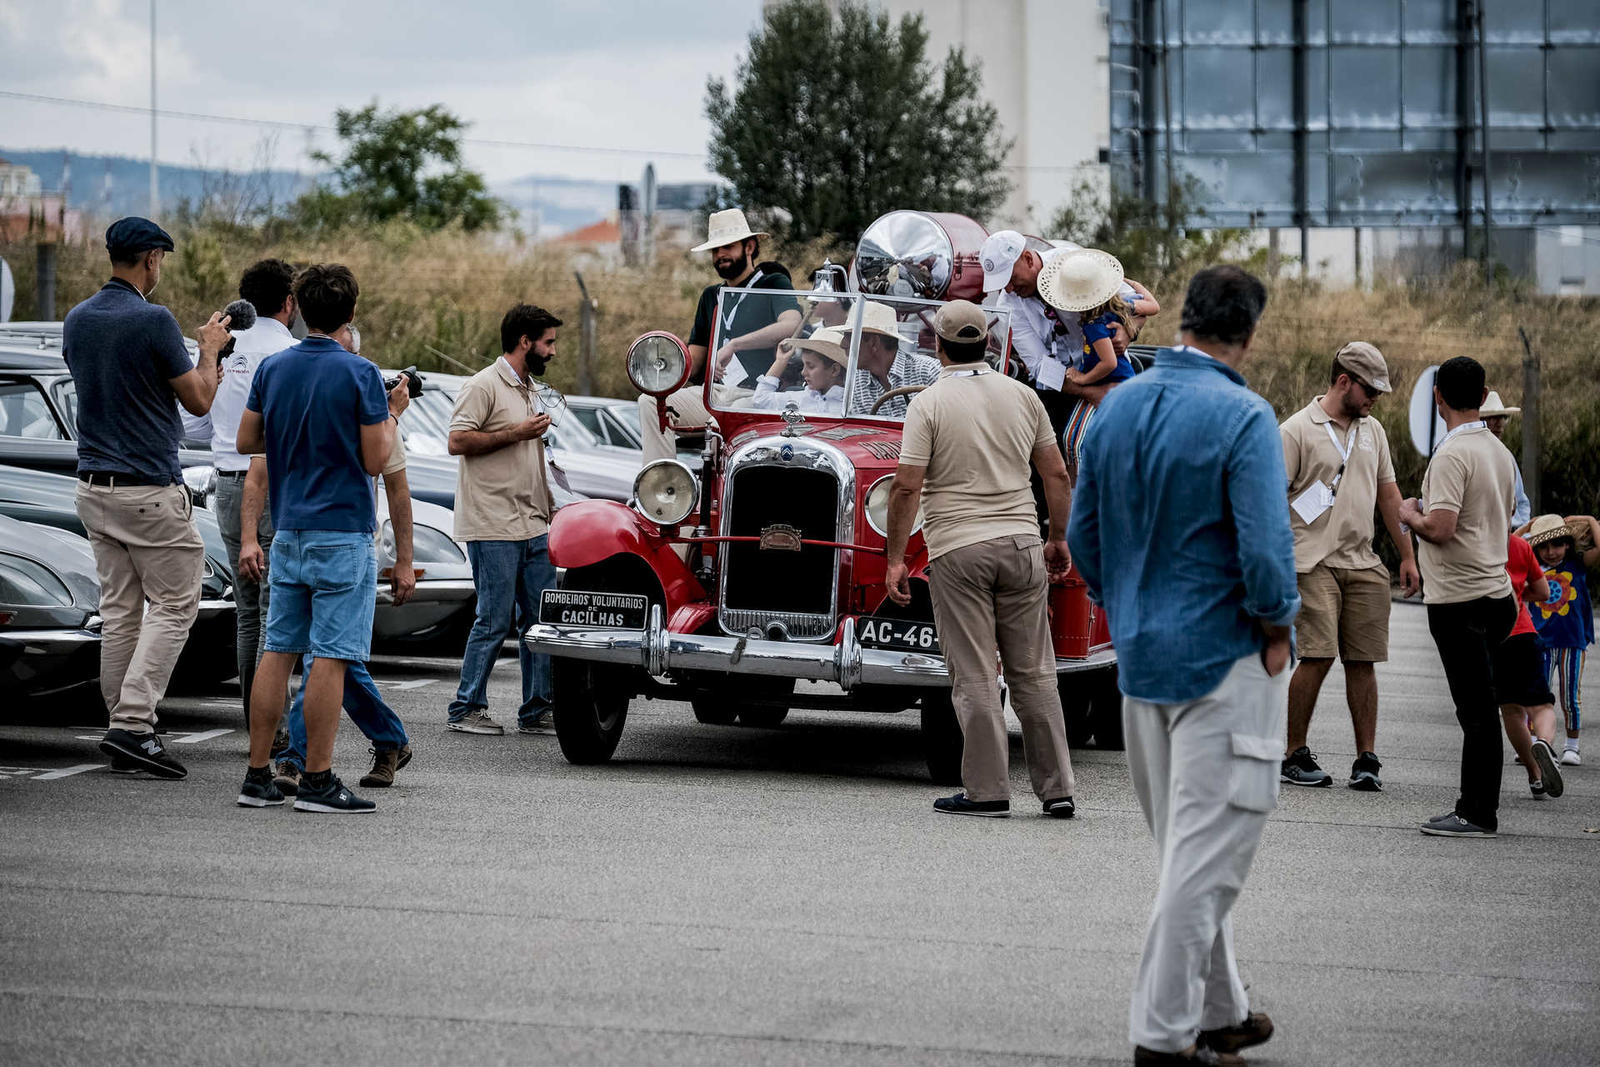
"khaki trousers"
1123,651,1289,1053
638,383,753,464
75,481,205,732
927,534,1074,803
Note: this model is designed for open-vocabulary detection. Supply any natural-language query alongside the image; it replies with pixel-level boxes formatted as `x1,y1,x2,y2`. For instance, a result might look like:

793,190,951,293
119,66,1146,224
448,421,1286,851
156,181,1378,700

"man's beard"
714,249,749,281
1340,392,1367,420
527,352,550,376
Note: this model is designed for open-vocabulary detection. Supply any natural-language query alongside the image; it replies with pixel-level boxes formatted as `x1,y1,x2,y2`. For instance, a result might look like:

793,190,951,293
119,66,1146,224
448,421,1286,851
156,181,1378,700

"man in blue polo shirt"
1071,266,1299,1064
234,263,405,814
64,216,232,780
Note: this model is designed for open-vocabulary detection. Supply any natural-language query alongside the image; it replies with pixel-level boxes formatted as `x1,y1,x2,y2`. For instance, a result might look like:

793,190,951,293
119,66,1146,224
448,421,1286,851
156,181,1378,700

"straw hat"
1480,391,1521,418
1525,514,1576,548
859,300,904,343
1038,248,1125,313
781,326,849,368
691,208,768,253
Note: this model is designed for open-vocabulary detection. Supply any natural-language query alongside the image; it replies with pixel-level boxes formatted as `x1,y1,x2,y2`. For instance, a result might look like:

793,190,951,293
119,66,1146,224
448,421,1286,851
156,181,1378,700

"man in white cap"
1480,390,1530,528
638,208,802,462
979,230,1158,439
1278,341,1420,793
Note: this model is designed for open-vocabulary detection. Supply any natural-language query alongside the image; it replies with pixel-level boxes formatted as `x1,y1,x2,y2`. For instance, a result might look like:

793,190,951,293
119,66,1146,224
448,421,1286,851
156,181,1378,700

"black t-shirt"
687,264,802,384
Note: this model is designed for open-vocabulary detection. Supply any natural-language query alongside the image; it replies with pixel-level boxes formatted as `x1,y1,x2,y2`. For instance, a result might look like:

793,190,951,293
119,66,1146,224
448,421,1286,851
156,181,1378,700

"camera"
384,365,425,399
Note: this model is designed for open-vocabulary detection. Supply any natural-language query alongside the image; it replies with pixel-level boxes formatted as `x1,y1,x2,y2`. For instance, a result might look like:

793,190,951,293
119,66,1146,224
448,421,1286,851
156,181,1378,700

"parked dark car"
0,463,237,690
0,512,102,704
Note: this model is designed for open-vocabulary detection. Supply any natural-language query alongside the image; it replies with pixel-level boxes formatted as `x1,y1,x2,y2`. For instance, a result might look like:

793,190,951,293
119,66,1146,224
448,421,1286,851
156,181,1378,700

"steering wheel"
868,384,929,415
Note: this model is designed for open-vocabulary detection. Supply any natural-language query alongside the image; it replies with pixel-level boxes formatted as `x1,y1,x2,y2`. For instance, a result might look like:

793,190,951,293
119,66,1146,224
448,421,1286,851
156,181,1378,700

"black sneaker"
1280,746,1332,787
237,766,286,808
1042,796,1076,819
1348,751,1383,791
1134,1045,1243,1065
98,728,187,780
107,754,141,775
1199,1011,1274,1054
933,792,1009,818
1529,738,1563,798
1419,811,1496,838
293,773,376,814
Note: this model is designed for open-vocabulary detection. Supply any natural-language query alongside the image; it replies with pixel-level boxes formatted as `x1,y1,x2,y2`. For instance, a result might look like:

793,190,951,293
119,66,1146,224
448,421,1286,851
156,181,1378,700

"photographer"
64,217,232,780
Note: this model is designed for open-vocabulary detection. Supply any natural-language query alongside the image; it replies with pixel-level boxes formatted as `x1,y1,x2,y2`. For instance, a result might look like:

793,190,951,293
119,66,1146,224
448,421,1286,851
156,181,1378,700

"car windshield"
707,289,1011,423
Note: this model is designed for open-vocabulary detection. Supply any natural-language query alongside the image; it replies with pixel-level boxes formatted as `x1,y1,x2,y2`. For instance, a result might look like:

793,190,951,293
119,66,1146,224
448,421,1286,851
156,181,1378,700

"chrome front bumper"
376,578,477,606
525,606,1116,691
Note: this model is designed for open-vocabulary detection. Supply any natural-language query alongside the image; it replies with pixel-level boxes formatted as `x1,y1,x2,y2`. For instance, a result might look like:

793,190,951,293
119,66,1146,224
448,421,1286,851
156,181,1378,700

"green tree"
295,103,502,232
705,0,1011,243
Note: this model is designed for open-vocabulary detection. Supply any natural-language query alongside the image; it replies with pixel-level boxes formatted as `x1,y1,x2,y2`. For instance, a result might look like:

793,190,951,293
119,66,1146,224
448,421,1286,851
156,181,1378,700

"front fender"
549,500,706,614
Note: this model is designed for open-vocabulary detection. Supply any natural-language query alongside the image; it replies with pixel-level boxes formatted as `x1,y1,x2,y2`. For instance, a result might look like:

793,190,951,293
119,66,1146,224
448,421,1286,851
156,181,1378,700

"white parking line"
31,764,102,780
170,728,233,745
378,679,437,691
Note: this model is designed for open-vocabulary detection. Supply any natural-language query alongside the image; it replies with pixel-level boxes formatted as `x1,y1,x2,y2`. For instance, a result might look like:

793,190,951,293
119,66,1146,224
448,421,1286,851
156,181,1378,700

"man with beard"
639,209,802,462
1278,343,1419,792
444,304,561,735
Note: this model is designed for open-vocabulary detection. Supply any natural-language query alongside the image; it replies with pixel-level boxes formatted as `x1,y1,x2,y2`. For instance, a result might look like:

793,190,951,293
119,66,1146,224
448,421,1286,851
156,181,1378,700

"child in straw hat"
1519,513,1599,765
749,330,847,415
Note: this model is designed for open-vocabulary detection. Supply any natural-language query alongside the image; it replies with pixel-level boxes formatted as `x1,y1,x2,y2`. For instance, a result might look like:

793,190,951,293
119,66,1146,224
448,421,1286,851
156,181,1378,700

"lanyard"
945,367,988,379
1437,420,1485,449
1324,420,1358,495
720,269,765,336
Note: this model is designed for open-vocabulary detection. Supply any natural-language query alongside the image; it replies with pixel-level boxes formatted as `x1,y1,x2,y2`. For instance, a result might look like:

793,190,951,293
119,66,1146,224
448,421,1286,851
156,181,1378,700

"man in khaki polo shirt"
1279,341,1420,792
446,304,560,736
1400,356,1517,837
884,300,1076,819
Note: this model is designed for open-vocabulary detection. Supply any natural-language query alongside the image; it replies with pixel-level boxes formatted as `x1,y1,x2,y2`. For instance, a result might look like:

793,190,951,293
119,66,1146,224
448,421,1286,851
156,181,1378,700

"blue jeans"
277,655,411,771
264,530,377,662
448,536,554,726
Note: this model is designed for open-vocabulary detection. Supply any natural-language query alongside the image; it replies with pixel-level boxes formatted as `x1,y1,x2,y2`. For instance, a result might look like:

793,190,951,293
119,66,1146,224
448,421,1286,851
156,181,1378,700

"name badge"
1291,481,1335,525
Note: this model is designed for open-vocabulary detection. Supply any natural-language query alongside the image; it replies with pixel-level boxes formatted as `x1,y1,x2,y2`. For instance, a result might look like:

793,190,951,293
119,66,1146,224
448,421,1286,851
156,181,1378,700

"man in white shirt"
209,259,298,726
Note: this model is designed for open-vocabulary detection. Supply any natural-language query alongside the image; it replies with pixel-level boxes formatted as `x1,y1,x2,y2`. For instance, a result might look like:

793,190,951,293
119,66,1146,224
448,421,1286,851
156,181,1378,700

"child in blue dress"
1066,295,1135,388
1524,513,1598,766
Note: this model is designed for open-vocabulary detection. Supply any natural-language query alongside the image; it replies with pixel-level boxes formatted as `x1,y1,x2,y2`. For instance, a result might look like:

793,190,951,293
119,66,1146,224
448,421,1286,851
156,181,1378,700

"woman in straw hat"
1519,513,1599,766
747,329,848,415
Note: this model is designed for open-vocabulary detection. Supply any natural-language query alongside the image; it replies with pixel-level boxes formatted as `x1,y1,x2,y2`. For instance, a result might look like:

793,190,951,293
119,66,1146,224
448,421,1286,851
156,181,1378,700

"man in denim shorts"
233,263,408,813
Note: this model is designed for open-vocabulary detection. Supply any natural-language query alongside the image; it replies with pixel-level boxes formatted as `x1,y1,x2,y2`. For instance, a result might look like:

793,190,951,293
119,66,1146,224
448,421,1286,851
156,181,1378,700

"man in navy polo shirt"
234,263,406,814
64,216,232,780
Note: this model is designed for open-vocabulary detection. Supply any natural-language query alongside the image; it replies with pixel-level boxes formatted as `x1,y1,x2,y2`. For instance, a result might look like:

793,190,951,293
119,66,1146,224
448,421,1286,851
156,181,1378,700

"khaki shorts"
1296,562,1391,662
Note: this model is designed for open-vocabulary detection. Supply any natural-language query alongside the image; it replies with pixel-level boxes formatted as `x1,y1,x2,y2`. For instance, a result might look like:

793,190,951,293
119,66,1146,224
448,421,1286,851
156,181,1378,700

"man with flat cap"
1278,341,1419,793
63,217,232,779
883,300,1077,820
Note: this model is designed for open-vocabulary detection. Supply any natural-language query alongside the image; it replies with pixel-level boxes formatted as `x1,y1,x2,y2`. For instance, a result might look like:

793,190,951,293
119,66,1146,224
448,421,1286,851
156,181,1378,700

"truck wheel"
1088,665,1123,750
920,689,963,785
553,657,629,764
1057,675,1094,750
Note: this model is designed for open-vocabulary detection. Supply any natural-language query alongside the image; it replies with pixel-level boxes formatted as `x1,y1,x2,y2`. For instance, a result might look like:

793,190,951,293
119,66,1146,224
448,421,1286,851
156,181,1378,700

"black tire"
1058,674,1094,750
691,678,793,727
690,693,739,725
553,657,629,764
920,689,963,785
736,705,790,728
1088,665,1124,750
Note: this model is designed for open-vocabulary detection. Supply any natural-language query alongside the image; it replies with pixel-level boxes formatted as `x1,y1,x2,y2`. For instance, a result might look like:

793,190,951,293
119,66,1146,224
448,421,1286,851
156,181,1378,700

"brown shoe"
1199,1011,1274,1054
1134,1045,1242,1065
271,760,301,797
359,744,411,788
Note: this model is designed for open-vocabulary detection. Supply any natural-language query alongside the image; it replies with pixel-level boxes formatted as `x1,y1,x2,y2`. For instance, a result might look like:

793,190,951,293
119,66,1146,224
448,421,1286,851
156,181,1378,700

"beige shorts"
1296,563,1391,662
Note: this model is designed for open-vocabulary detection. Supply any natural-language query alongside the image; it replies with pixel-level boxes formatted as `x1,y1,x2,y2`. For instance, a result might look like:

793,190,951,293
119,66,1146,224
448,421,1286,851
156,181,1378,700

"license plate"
539,590,649,628
857,616,940,653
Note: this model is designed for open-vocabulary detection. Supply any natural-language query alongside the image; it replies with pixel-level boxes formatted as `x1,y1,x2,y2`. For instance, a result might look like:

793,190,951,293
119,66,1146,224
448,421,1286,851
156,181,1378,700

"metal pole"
1292,0,1309,280
1353,226,1363,288
149,0,158,216
1159,0,1175,272
1456,0,1473,259
573,271,596,396
1475,1,1494,275
36,242,56,320
1519,326,1540,513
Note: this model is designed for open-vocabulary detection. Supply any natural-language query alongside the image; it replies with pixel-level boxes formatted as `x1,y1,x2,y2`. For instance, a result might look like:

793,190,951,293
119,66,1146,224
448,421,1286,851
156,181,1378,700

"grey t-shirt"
62,279,194,483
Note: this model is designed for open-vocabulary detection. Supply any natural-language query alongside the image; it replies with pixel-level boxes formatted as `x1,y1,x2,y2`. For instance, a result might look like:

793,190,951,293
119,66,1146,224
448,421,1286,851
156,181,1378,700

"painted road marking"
378,679,436,691
31,763,102,780
171,728,233,745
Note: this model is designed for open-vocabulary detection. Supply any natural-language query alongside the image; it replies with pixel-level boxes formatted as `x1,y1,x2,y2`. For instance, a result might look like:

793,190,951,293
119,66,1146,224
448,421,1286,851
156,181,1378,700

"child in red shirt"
1497,533,1563,799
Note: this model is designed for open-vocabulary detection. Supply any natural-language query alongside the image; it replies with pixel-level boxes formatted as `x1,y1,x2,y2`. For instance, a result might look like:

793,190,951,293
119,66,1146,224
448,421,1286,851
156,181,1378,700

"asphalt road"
2,600,1597,1066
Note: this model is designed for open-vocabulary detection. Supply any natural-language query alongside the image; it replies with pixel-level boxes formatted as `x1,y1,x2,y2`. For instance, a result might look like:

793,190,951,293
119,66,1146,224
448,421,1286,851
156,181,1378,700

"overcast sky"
0,0,763,184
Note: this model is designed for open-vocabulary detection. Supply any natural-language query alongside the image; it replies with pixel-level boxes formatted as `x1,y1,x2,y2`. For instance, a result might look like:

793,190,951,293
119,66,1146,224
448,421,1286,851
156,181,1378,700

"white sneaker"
1560,748,1581,766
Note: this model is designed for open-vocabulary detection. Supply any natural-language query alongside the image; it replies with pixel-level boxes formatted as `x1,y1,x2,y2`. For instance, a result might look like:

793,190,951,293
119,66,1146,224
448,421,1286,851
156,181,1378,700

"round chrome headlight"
632,459,699,526
864,474,923,538
627,332,691,396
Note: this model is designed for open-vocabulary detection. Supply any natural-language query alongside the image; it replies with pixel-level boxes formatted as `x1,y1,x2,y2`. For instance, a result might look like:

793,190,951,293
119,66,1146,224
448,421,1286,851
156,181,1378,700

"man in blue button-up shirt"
1070,265,1299,1064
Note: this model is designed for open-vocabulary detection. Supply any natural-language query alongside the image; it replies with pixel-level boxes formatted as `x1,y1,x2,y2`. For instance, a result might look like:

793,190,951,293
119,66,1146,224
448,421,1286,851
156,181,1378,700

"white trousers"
1123,651,1289,1052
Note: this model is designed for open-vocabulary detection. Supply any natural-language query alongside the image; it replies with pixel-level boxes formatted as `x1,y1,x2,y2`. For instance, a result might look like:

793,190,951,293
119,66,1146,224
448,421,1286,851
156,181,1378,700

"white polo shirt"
211,316,295,471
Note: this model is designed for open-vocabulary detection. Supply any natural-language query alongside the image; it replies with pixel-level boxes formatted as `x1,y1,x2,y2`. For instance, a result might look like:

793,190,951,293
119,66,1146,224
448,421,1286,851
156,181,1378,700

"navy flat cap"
105,217,175,256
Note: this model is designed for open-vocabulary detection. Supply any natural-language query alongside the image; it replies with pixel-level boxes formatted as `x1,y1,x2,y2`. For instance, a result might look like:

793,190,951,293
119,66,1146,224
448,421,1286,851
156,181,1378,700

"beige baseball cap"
932,300,989,343
1335,341,1392,394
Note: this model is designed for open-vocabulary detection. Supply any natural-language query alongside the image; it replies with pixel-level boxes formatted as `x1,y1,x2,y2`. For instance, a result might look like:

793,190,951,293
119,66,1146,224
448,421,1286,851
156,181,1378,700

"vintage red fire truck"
526,210,1119,781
